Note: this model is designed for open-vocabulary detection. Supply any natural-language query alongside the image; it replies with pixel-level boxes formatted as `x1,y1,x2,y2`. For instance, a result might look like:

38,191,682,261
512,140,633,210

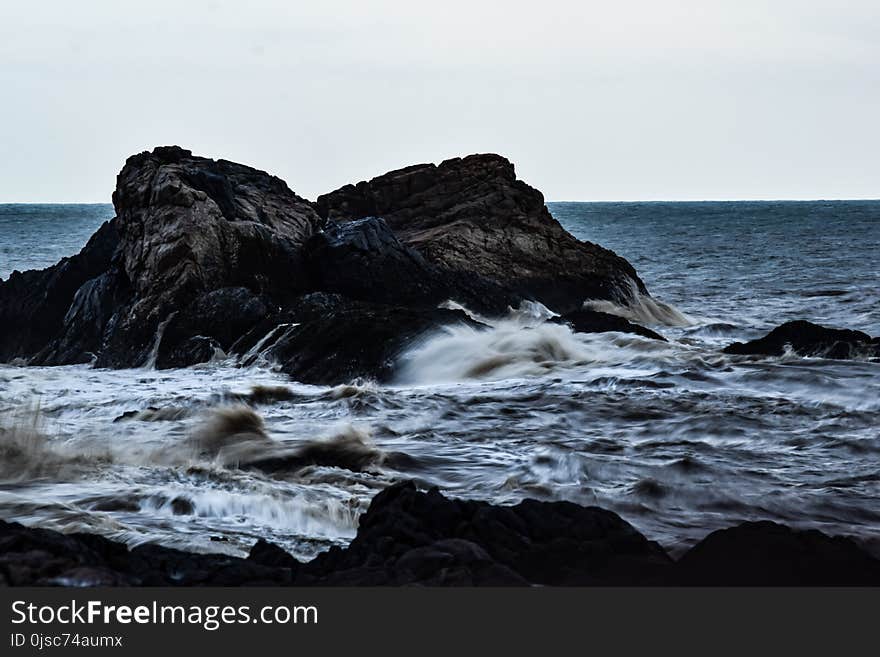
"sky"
0,0,878,202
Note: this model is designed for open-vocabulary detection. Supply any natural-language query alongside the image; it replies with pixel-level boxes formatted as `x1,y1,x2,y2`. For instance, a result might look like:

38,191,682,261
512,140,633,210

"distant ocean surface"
0,201,878,559
0,204,115,280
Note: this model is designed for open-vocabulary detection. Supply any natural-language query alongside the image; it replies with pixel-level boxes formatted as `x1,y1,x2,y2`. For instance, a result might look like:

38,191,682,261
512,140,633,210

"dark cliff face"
98,146,323,367
316,153,647,314
0,147,654,381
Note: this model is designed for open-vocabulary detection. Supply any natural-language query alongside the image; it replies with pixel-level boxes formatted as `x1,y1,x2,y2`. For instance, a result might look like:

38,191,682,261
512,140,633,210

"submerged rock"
723,320,879,359
316,154,647,314
1,483,878,586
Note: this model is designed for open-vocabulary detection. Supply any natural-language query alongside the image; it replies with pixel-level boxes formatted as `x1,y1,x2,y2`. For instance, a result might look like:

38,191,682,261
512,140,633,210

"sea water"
0,201,877,559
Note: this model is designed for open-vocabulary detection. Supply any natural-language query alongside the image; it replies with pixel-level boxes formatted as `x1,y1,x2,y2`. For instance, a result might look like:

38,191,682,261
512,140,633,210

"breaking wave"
585,280,691,327
395,321,598,384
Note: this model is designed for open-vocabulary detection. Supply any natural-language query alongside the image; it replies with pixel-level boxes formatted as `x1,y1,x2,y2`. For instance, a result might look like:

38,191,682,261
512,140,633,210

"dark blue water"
0,204,114,280
550,201,880,336
0,202,878,559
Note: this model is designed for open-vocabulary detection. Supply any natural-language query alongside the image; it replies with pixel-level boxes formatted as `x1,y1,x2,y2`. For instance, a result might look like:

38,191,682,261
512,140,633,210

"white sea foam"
584,279,692,327
396,321,599,384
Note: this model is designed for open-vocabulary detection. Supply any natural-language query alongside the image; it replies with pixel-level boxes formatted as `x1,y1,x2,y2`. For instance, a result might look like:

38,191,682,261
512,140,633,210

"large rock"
317,154,647,314
298,481,673,585
0,147,323,369
0,147,651,380
97,146,323,367
723,320,879,360
672,521,880,586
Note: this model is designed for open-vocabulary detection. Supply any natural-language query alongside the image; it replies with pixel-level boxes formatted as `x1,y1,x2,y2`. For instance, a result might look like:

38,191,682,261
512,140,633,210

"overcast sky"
1,0,878,202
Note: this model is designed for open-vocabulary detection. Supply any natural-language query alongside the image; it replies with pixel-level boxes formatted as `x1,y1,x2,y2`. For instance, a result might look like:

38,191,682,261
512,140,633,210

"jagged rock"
551,308,666,341
154,287,270,368
317,154,646,314
95,146,322,368
299,481,673,585
303,216,447,307
0,147,651,379
303,216,520,313
723,320,879,359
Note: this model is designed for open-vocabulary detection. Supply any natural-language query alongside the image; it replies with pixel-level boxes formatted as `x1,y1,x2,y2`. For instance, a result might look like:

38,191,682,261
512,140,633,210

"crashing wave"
395,321,598,384
583,279,691,327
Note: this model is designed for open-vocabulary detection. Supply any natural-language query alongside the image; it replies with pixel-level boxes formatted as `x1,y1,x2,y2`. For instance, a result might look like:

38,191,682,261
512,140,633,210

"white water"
584,279,693,327
3,294,878,559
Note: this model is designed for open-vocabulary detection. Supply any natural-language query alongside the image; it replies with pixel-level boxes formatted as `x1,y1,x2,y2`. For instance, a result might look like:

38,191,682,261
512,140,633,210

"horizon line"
3,197,880,205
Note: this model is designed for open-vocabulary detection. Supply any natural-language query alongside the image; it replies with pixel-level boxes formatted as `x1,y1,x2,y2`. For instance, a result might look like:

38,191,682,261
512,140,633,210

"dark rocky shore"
2,482,878,587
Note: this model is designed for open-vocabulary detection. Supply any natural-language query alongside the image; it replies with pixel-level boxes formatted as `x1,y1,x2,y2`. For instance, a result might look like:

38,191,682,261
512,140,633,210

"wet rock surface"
724,320,880,359
0,147,650,382
2,482,877,586
551,308,666,341
317,154,645,315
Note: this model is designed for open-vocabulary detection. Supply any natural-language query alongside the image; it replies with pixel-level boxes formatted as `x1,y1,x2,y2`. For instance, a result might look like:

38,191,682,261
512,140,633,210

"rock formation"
724,320,880,360
317,154,646,315
0,147,653,383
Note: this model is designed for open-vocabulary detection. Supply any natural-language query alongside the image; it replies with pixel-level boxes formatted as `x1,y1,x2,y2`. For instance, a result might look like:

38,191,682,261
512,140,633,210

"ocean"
1,201,878,559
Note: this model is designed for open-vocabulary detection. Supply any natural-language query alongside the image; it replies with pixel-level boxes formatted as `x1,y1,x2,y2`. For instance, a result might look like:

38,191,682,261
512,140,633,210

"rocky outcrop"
0,147,651,382
97,146,323,368
297,482,672,585
317,154,646,314
551,308,666,341
0,146,324,370
2,482,878,586
723,320,880,359
672,521,880,586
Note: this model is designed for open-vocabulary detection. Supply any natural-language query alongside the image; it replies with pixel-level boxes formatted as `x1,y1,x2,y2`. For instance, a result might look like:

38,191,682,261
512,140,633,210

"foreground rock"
0,147,652,382
672,521,880,586
297,482,671,585
2,482,878,586
723,320,880,360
